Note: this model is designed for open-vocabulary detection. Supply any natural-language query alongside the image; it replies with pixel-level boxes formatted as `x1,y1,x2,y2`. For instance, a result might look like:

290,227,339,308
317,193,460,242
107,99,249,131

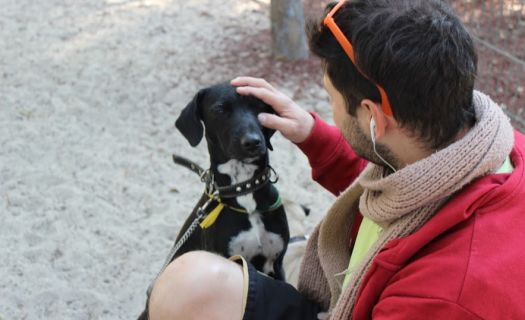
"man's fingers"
231,77,274,91
235,86,288,113
258,113,293,133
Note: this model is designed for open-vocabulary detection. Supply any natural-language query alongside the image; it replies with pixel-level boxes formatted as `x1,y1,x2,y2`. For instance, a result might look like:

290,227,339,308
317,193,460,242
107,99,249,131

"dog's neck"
209,155,279,213
211,155,267,185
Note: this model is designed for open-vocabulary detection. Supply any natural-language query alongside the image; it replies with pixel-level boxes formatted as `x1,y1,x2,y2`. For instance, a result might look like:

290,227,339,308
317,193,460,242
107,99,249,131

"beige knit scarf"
302,91,515,319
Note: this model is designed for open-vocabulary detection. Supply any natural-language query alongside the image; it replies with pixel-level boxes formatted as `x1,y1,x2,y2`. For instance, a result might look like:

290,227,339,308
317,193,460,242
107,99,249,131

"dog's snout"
241,134,263,153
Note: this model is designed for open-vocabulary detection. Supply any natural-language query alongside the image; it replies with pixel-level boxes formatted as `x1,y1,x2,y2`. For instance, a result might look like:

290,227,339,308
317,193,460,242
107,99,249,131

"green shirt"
341,156,514,290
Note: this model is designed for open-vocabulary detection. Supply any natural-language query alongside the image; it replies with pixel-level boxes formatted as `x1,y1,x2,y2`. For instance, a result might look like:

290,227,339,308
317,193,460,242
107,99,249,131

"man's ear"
175,89,206,146
361,99,387,141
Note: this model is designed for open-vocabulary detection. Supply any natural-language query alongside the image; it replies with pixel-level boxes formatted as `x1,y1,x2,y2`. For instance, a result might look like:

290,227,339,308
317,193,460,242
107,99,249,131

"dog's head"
176,83,276,161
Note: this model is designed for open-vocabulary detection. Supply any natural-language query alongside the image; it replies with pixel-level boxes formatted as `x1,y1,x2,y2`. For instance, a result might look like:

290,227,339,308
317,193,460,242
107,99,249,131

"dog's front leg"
272,251,287,281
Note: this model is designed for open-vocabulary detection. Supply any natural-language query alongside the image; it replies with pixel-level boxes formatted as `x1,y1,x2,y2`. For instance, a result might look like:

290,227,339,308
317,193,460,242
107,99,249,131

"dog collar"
172,153,282,229
215,166,277,198
172,153,278,198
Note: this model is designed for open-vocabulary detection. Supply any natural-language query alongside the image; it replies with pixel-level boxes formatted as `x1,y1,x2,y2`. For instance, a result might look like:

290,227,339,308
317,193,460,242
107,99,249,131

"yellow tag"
199,203,225,229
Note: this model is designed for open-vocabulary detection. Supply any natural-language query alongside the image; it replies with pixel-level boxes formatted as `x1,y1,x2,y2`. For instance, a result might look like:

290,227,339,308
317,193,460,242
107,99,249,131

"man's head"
324,74,401,168
309,0,478,164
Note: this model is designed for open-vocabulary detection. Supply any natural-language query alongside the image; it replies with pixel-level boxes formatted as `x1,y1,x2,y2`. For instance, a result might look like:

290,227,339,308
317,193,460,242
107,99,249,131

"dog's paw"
317,312,330,320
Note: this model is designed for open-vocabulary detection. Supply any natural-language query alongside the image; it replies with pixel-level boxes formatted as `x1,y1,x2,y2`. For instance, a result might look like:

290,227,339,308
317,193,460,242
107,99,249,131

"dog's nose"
241,134,263,153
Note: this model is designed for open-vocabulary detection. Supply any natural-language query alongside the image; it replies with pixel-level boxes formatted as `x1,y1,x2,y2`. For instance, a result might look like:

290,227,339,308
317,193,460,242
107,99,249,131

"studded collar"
172,154,278,199
214,166,276,198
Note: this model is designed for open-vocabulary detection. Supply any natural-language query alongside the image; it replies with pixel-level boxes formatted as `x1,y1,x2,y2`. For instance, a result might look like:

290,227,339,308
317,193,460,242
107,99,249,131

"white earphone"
370,118,376,143
370,117,397,172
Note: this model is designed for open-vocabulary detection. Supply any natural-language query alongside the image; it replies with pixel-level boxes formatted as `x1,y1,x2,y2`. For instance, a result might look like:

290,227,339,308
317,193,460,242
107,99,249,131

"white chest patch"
228,213,285,275
217,159,258,213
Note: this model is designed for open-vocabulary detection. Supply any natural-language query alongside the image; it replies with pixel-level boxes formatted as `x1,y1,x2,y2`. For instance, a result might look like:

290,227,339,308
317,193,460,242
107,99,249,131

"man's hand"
231,77,315,144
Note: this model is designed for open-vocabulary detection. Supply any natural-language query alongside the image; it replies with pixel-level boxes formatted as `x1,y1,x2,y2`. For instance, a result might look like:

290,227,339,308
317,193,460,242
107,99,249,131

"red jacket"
298,114,525,319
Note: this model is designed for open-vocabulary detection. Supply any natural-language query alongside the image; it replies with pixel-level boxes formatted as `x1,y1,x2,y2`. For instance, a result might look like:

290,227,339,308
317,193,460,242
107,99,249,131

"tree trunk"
270,0,309,60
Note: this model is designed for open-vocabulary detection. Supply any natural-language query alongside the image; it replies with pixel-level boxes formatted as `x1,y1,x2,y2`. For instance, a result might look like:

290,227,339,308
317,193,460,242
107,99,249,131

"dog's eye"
211,104,231,114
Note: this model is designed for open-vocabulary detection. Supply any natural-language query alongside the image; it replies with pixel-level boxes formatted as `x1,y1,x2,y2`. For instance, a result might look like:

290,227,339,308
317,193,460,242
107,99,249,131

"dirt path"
0,0,334,319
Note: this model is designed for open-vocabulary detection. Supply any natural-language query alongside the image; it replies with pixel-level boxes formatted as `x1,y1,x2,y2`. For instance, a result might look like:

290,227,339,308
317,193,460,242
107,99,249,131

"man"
149,0,525,319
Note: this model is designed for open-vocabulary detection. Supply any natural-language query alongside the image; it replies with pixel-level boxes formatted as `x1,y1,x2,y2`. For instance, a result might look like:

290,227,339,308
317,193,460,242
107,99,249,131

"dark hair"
308,0,478,149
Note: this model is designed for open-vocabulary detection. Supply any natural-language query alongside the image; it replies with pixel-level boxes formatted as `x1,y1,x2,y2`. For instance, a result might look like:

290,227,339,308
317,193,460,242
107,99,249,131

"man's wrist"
295,112,315,143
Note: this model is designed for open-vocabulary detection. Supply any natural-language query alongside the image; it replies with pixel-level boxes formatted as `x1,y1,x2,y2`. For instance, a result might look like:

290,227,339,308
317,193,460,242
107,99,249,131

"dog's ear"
261,102,276,151
175,89,206,146
263,128,276,151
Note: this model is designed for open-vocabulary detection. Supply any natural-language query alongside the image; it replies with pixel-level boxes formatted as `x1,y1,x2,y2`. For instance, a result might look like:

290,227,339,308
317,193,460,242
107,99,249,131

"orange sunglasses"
323,0,394,117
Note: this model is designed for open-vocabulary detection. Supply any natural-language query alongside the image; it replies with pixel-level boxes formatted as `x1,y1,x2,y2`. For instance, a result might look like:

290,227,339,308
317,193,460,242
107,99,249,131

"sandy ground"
0,0,335,319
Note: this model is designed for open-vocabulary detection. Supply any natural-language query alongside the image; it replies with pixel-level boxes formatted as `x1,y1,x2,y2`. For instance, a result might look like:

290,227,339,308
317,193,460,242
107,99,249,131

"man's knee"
149,251,244,320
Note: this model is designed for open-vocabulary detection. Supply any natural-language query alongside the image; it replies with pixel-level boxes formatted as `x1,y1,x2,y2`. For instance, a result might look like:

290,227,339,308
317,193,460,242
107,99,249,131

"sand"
0,0,335,319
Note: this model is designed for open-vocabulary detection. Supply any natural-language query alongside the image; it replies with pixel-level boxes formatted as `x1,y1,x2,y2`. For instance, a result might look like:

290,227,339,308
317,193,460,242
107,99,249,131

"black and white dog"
173,82,290,275
138,83,290,319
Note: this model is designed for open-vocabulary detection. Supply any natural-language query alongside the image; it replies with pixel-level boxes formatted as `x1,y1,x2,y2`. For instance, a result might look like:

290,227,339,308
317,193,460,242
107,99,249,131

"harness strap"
266,194,283,212
204,191,248,213
199,193,283,229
